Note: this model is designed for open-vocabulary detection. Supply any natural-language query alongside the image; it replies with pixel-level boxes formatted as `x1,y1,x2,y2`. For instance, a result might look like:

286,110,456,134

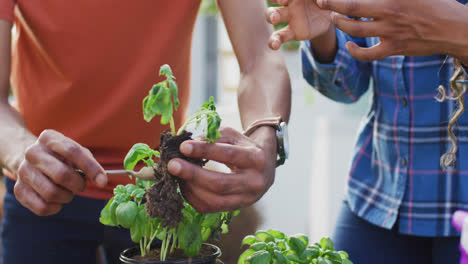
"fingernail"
180,142,193,155
96,173,107,187
270,13,276,23
168,160,181,175
273,40,281,50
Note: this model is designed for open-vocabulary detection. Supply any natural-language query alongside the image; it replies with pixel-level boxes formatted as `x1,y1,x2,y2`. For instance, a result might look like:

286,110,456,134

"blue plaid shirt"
302,10,468,237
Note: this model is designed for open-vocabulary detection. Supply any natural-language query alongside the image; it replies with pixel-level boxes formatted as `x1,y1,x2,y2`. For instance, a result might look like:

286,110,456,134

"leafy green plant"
100,182,237,259
100,64,231,261
141,64,220,143
239,230,353,264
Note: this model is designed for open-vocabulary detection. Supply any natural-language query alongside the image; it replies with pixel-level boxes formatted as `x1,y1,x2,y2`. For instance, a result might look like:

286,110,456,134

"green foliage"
179,96,221,143
143,64,222,142
123,143,159,172
100,64,227,260
238,232,352,264
100,184,237,259
142,64,180,126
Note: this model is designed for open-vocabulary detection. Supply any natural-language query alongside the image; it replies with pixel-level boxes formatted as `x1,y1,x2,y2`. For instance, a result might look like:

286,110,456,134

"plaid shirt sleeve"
301,29,372,103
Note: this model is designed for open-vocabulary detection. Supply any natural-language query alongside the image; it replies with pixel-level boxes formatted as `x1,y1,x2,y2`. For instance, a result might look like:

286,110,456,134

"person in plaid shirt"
266,0,468,263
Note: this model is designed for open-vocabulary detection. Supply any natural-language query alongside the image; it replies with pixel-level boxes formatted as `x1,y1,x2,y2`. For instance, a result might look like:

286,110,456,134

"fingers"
17,161,74,204
38,129,107,187
266,7,290,25
331,12,384,38
168,158,249,194
14,178,63,216
315,0,383,18
179,141,265,169
269,26,296,50
24,144,86,194
180,183,253,213
345,40,393,62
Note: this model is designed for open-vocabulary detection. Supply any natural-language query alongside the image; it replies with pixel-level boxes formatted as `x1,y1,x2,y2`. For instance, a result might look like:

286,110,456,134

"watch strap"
242,116,282,136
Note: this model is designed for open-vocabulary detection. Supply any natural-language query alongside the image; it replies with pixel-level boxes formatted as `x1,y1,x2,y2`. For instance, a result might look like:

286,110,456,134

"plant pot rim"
120,243,221,264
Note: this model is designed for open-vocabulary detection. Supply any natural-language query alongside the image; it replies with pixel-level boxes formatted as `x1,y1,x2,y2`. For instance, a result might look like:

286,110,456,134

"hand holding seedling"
168,125,276,213
14,129,107,216
101,65,239,260
314,0,468,62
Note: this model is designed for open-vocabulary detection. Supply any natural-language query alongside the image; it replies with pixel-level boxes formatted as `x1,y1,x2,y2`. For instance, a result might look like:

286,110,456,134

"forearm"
0,101,37,174
0,20,36,175
443,2,468,65
309,22,338,64
237,53,291,129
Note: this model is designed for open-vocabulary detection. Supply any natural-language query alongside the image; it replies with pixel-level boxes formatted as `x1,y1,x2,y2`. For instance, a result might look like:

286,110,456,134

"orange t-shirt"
0,0,201,200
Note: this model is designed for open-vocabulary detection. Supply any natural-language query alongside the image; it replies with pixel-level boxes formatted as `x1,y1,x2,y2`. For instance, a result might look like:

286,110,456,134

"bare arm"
218,0,291,129
168,1,292,212
0,20,106,216
0,20,36,174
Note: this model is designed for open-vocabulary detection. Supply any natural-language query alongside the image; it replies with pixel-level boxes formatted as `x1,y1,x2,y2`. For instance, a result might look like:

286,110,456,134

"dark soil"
133,243,216,261
145,130,207,228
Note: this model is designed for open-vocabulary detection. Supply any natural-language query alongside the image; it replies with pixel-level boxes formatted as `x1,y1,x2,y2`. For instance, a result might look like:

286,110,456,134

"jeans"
1,177,135,264
332,201,460,264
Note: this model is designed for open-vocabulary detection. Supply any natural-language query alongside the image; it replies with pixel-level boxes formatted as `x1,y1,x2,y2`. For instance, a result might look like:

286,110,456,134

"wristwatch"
243,116,289,167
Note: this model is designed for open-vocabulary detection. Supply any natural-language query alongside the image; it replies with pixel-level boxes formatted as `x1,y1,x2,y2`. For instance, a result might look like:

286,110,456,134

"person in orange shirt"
0,1,291,263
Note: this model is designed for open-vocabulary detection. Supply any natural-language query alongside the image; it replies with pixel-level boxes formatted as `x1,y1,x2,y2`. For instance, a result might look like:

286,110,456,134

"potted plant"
99,64,237,263
239,230,353,264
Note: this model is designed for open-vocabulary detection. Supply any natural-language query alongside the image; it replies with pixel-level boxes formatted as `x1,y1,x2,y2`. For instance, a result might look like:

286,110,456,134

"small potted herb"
239,230,353,264
99,65,236,263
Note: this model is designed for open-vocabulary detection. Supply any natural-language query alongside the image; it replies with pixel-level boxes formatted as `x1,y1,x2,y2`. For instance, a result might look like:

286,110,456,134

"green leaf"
110,200,119,225
202,227,212,241
268,230,286,240
125,184,138,196
115,201,138,229
342,259,353,264
250,242,267,251
156,228,167,241
99,197,117,226
159,64,174,79
285,253,308,264
242,235,261,246
247,250,271,264
130,209,146,243
233,210,241,216
317,257,332,264
295,234,309,247
338,251,349,259
179,221,203,257
123,143,158,171
287,237,307,256
255,231,275,243
113,185,127,196
153,87,173,125
113,193,130,204
273,250,290,264
277,241,287,251
320,238,335,251
301,248,320,259
238,249,256,264
169,80,180,110
323,251,342,262
202,213,219,228
221,222,229,234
